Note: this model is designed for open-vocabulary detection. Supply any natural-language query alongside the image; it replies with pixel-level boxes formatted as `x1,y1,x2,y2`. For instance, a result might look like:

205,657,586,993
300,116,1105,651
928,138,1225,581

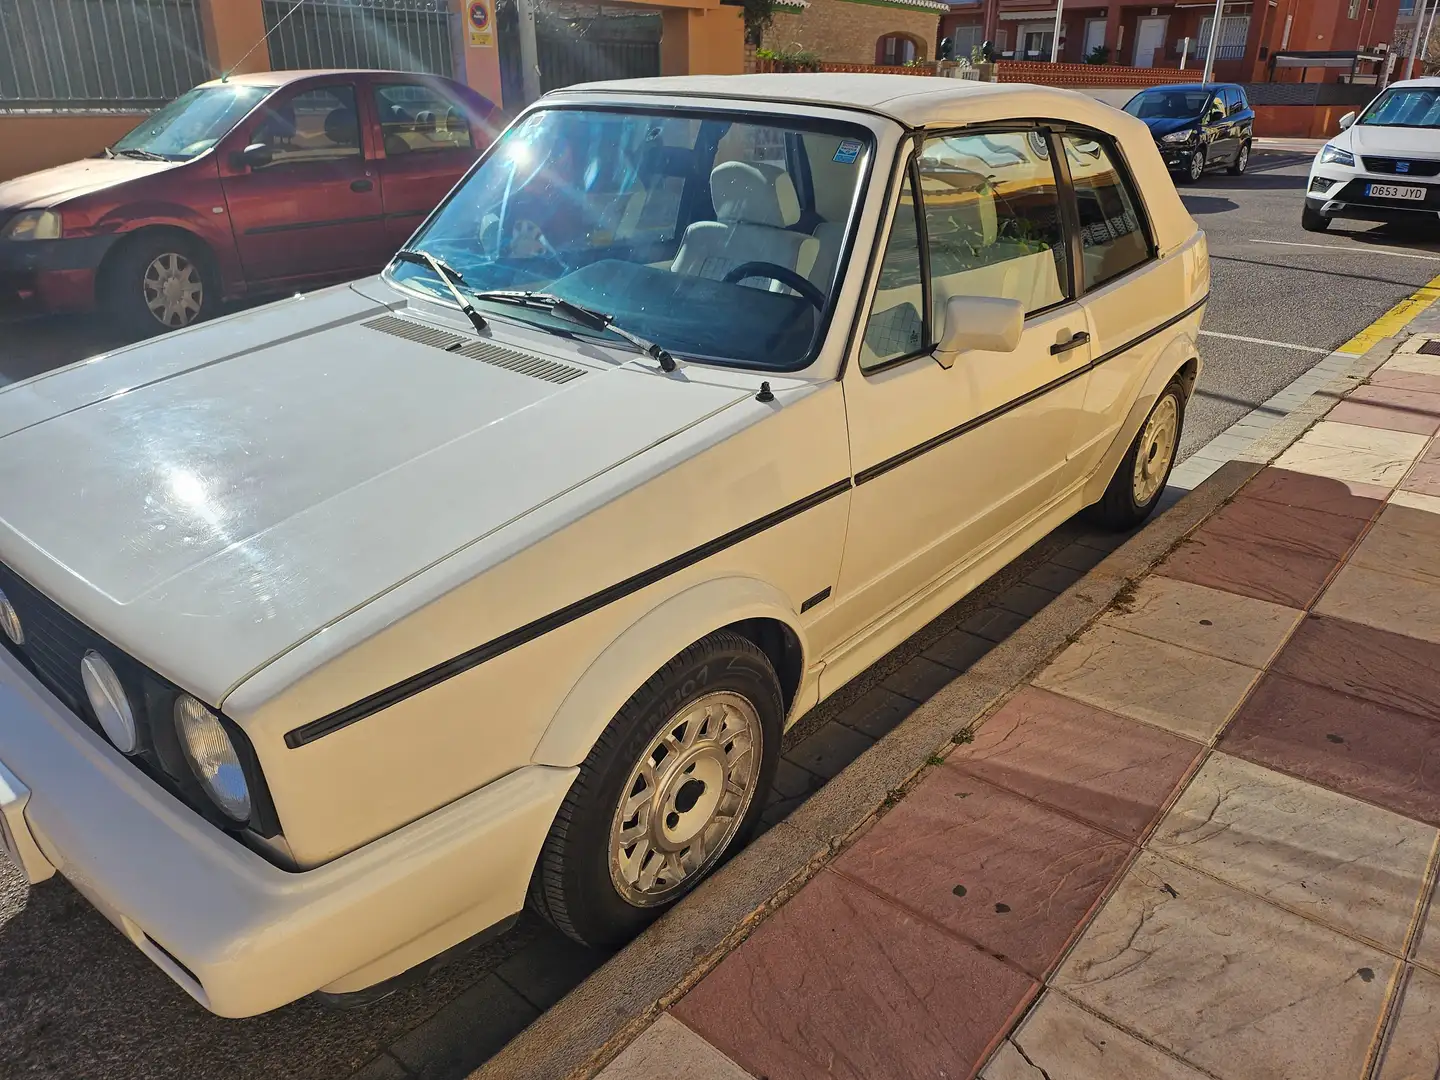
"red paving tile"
1242,467,1389,520
1328,400,1440,436
834,771,1132,979
1401,461,1440,498
1369,368,1440,395
672,870,1036,1080
1221,673,1440,827
1157,493,1371,609
1273,615,1440,724
950,687,1201,840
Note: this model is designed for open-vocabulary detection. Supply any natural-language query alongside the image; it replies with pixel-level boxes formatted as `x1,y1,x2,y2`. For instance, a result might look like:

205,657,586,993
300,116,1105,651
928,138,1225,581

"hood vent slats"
364,315,587,385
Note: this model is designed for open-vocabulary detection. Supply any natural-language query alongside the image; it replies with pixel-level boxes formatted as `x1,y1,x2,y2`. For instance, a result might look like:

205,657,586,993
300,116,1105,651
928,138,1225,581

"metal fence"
263,0,456,79
0,0,209,110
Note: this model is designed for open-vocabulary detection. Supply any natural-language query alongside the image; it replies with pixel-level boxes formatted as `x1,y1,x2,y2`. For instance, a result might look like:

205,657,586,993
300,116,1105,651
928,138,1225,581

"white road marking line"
1251,239,1440,261
1199,329,1329,354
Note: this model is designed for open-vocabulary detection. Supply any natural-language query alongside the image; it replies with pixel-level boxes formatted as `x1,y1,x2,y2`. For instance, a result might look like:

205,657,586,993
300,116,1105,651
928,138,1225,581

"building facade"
939,0,1404,81
765,0,948,66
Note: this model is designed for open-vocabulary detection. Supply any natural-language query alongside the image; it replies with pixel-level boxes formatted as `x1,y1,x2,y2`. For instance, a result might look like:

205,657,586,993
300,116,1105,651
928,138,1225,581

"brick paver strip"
950,687,1200,841
673,869,1036,1080
1271,614,1440,723
834,770,1131,979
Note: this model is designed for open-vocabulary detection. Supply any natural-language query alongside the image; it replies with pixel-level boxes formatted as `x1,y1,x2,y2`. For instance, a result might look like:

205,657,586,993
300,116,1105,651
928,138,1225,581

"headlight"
175,694,251,821
80,651,137,754
1319,144,1355,167
2,209,62,241
1161,130,1195,144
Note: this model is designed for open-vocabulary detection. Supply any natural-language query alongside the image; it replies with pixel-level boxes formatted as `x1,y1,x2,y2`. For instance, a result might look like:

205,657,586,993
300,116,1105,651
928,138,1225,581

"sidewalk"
596,342,1440,1079
1255,136,1327,155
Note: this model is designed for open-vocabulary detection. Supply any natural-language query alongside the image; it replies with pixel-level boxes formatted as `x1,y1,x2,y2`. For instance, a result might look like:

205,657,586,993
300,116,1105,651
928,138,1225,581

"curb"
473,462,1260,1080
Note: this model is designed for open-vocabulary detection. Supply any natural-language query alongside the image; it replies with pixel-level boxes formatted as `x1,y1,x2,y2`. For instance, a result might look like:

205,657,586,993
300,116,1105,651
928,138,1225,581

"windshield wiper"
471,290,677,372
393,249,488,334
115,148,168,161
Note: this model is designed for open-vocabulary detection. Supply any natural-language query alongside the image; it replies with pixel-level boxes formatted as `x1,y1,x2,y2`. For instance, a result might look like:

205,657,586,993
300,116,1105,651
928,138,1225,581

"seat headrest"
324,106,358,147
754,162,802,226
710,161,787,228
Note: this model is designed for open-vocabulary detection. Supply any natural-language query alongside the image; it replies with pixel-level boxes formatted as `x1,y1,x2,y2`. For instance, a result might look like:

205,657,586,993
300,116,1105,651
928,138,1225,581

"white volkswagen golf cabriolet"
0,74,1207,1016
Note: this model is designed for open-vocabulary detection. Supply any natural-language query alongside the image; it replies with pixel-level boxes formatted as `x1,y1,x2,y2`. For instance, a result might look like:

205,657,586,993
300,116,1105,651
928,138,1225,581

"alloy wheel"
143,252,204,328
1132,394,1179,506
1189,150,1205,182
608,690,762,907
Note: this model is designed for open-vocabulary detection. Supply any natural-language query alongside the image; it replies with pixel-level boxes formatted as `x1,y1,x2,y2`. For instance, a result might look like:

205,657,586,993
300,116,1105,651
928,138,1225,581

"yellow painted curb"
1337,272,1440,355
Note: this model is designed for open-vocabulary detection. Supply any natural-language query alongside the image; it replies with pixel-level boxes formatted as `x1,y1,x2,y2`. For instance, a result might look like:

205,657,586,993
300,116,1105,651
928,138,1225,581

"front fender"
531,575,807,768
1082,326,1202,507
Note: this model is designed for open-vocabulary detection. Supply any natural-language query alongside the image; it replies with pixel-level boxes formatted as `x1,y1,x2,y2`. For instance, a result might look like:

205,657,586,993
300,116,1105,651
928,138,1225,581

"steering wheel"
722,261,827,311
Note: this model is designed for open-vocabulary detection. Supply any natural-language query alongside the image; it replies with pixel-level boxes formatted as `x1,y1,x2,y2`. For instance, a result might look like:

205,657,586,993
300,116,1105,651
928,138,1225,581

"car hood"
1346,123,1440,158
0,156,175,212
0,283,750,705
1140,116,1199,138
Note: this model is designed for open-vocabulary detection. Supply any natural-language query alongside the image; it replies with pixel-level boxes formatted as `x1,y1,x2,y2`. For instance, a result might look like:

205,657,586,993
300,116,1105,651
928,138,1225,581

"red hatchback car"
0,69,497,334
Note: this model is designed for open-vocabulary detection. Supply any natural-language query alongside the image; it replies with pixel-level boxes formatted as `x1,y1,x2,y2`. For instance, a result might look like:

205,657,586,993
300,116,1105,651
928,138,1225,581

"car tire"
1227,141,1251,175
100,231,217,337
1086,377,1186,532
1180,147,1206,184
530,630,783,948
1301,205,1330,232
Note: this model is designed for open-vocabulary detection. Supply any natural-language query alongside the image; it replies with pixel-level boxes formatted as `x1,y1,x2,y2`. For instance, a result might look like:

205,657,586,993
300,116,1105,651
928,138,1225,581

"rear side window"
1225,87,1246,114
1062,134,1151,290
918,129,1069,320
375,83,474,155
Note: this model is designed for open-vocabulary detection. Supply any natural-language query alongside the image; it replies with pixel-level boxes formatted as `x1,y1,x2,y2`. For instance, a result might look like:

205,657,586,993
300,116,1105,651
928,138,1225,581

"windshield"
1124,90,1213,120
1360,87,1440,128
388,106,873,371
113,84,271,160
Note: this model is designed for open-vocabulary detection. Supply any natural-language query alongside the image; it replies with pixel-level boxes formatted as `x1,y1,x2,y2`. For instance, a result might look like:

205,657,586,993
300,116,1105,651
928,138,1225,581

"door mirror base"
232,143,274,170
933,294,1025,368
1338,111,1356,131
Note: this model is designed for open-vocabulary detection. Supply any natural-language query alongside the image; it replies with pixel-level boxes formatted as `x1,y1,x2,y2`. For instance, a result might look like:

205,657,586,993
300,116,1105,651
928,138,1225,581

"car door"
816,127,1091,674
219,80,390,287
1203,91,1234,164
1227,87,1253,153
1061,130,1181,478
372,78,485,252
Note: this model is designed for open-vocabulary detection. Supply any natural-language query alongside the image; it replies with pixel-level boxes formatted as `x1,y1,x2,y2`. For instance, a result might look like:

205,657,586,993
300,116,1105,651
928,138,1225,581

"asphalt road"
3,150,1440,1080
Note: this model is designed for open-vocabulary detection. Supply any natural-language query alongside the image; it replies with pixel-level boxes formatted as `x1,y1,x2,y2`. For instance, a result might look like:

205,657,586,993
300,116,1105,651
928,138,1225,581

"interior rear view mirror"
1338,111,1356,131
934,295,1025,368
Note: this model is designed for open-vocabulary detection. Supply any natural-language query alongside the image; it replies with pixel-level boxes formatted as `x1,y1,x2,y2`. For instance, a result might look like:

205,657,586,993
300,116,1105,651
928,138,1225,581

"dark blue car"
1124,83,1255,184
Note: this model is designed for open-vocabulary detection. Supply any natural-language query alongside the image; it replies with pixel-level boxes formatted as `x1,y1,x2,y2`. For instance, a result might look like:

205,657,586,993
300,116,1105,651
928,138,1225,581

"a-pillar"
197,0,269,76
1104,3,1126,63
660,5,745,76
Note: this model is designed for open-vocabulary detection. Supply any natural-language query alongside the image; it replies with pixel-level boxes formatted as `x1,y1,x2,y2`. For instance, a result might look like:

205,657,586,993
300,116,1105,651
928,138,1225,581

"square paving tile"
954,687,1200,840
1376,967,1440,1080
1222,673,1440,827
1034,624,1261,742
1099,575,1303,667
1315,563,1440,646
880,655,956,703
1385,353,1440,378
1368,367,1440,395
1242,466,1389,520
1150,753,1436,952
835,771,1131,979
1291,421,1431,458
960,606,1029,643
1053,851,1396,1080
673,869,1036,1080
1399,460,1440,497
922,628,994,673
995,582,1059,617
981,992,1209,1080
598,1015,753,1080
1391,489,1440,515
1349,519,1440,588
785,722,874,780
1329,391,1440,436
1273,422,1429,489
832,687,917,739
1272,615,1440,723
1351,383,1440,415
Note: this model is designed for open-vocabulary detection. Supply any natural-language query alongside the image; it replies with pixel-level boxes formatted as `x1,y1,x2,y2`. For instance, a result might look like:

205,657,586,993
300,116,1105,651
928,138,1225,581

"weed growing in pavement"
1109,577,1140,614
927,753,946,766
952,725,976,745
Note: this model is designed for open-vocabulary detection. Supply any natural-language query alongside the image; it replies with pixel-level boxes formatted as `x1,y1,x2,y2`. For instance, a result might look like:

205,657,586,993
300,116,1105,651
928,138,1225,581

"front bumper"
1159,143,1200,171
0,646,574,1017
0,234,117,311
1306,167,1440,224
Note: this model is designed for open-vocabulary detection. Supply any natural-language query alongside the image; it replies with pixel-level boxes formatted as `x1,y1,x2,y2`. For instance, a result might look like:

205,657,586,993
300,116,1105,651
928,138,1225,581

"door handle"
1051,331,1090,356
351,178,373,192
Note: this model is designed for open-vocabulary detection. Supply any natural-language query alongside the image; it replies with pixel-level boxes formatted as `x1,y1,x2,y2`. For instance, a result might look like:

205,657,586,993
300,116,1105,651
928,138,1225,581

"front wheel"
1179,147,1206,184
1087,378,1186,531
1228,142,1251,175
1301,204,1330,232
530,630,782,948
101,232,216,337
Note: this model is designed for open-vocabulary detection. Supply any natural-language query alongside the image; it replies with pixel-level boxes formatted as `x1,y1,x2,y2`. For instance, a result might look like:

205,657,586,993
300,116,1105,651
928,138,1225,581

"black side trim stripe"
855,293,1208,487
245,214,385,236
285,479,854,748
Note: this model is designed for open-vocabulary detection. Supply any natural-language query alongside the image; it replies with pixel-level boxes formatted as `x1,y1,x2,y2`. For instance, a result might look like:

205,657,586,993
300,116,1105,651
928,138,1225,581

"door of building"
1133,16,1167,67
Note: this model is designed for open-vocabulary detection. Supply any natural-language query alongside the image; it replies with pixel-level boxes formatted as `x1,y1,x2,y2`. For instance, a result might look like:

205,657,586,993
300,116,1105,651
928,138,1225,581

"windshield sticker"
833,139,862,164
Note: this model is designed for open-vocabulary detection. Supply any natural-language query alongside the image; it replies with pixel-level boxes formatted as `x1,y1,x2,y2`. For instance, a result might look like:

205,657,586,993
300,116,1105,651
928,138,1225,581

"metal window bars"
0,0,209,110
262,0,457,79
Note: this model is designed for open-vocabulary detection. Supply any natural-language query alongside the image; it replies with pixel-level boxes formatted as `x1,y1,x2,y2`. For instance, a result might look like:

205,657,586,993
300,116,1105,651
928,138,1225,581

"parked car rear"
0,69,497,334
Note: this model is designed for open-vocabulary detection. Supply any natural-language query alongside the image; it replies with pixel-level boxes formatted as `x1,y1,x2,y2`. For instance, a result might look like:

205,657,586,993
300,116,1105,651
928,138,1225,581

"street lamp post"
1405,0,1434,81
1201,0,1224,84
1051,0,1065,62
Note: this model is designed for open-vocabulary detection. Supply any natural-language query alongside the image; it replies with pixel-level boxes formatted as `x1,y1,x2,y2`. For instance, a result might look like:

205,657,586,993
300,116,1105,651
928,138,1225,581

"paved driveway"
3,153,1440,1080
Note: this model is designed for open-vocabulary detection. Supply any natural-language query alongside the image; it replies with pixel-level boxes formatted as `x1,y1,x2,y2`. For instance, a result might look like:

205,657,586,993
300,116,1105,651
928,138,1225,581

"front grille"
1362,156,1440,178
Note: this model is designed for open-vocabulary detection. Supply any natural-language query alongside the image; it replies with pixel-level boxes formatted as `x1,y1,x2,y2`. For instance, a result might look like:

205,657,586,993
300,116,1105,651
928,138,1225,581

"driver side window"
250,86,362,167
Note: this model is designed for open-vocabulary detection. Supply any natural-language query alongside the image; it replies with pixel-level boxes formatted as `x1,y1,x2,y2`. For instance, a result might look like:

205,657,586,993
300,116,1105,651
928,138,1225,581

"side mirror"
1338,111,1356,131
934,295,1025,368
232,142,273,169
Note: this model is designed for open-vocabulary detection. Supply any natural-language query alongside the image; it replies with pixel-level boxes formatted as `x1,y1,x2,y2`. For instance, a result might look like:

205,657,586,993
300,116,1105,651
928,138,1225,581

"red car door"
370,77,486,251
219,79,390,288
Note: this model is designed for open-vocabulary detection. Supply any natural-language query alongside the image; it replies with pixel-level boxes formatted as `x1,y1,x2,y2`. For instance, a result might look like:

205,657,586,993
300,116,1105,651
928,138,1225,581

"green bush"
1084,44,1111,64
755,46,822,72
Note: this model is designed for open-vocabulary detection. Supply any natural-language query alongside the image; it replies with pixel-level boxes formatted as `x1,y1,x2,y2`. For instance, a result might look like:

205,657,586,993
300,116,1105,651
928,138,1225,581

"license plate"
1367,183,1427,201
0,757,56,883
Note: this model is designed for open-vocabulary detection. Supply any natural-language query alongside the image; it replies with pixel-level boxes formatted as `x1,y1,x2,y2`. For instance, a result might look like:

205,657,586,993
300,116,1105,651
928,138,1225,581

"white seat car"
1304,77,1440,232
0,75,1207,1016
